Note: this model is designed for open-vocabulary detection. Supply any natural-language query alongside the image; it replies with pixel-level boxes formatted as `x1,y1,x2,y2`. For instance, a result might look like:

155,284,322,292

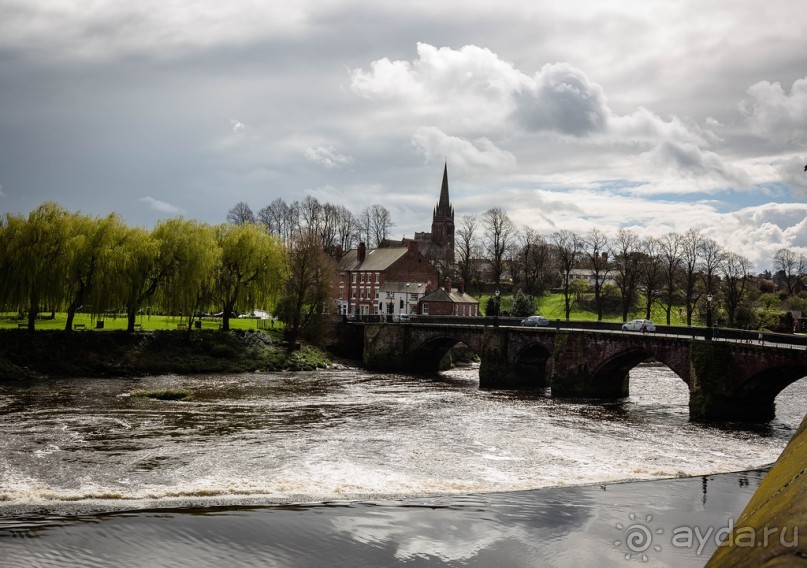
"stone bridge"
361,323,807,422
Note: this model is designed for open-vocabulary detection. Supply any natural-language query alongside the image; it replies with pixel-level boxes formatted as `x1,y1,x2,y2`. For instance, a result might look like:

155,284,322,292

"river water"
0,364,804,566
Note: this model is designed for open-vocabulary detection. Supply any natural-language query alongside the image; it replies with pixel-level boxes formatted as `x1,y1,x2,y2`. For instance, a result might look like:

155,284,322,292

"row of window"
342,272,381,285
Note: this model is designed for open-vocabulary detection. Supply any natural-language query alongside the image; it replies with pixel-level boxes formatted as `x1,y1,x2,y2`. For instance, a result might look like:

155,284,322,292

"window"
422,303,429,314
360,273,365,284
351,288,356,299
375,272,380,283
339,285,344,299
352,273,357,283
409,293,418,301
375,289,379,299
360,289,364,300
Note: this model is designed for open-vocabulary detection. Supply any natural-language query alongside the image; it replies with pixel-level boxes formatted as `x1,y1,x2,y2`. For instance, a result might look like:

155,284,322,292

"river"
0,364,804,566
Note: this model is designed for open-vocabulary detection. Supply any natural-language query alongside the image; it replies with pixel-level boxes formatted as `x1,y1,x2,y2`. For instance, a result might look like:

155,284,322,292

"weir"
360,323,807,422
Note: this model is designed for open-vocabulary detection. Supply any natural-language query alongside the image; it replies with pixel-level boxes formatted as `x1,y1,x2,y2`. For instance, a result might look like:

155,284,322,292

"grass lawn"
477,292,692,326
0,312,283,333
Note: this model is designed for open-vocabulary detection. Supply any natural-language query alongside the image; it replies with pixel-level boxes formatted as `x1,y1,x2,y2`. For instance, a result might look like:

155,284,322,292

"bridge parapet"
359,323,807,422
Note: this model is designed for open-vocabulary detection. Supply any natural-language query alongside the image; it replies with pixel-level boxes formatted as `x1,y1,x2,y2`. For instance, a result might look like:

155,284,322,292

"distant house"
568,268,616,288
418,277,480,316
335,242,439,317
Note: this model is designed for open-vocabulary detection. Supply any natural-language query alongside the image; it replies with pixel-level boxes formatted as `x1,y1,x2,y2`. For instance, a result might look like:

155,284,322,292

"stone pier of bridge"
361,323,807,422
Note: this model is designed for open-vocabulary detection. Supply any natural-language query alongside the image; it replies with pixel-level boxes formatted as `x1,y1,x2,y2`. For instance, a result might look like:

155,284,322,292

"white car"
622,319,656,332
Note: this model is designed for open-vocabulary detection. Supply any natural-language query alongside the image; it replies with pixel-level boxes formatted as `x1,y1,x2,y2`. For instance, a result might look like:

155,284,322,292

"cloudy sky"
1,1,806,270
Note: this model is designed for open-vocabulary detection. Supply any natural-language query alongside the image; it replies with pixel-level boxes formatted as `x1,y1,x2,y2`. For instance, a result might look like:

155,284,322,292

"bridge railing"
339,315,807,348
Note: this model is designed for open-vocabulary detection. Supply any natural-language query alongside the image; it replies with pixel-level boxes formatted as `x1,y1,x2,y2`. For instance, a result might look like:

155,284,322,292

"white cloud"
140,196,184,214
515,63,609,136
0,1,310,61
230,119,246,135
410,127,516,172
304,145,353,169
740,76,807,144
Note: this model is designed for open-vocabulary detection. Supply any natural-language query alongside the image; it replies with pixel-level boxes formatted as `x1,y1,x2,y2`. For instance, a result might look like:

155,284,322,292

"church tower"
430,162,455,273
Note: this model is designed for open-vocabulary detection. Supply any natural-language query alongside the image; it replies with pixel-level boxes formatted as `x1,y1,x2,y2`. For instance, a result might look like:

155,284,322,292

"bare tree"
658,232,682,324
679,228,704,326
521,227,552,296
584,228,610,321
257,198,299,243
456,214,478,292
611,229,641,322
721,252,752,327
773,248,805,295
357,204,393,248
226,201,256,226
700,237,725,297
551,229,582,320
334,205,357,255
639,236,664,320
482,207,516,288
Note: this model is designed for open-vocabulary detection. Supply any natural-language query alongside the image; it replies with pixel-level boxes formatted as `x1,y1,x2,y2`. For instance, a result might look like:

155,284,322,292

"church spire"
436,161,452,219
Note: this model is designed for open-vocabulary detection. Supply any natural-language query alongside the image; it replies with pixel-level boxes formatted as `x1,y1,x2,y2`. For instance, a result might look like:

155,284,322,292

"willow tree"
1,202,72,330
276,229,337,351
153,218,221,331
215,223,284,331
114,227,164,332
63,213,129,331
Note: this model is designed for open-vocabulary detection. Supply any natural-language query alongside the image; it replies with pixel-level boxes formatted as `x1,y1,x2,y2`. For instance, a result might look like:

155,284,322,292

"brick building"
418,277,480,317
335,242,439,317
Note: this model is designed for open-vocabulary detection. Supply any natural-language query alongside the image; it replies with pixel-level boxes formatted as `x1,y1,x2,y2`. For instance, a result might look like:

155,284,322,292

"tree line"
0,202,337,348
459,207,806,329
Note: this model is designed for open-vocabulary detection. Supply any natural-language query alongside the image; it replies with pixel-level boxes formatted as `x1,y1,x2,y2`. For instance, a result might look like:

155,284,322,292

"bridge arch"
512,342,553,388
408,335,482,373
735,365,807,421
591,346,692,397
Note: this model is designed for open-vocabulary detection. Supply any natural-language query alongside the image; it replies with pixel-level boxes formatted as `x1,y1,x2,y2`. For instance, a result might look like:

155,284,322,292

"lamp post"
705,293,713,341
494,289,501,328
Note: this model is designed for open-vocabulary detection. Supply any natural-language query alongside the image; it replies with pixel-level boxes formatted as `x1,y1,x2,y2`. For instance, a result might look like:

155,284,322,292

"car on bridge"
521,315,550,327
622,319,656,332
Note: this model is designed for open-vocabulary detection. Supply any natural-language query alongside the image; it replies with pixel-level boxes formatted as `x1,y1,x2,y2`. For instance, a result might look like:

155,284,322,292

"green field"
0,312,282,332
479,292,692,326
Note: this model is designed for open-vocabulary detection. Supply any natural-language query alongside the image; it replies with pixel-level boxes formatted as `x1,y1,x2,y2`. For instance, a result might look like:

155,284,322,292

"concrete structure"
360,324,807,422
335,242,438,317
706,412,807,566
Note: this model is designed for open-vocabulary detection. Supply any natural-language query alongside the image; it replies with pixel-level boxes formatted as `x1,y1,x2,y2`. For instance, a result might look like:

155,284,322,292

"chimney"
457,278,464,295
444,276,452,293
601,251,608,262
406,239,418,252
334,244,343,259
357,242,367,263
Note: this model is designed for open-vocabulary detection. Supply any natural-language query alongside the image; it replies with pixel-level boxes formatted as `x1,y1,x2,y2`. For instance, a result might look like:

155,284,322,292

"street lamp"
705,293,713,341
494,289,501,328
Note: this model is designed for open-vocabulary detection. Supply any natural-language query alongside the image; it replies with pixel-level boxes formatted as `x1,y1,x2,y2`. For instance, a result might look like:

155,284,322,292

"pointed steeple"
436,161,452,219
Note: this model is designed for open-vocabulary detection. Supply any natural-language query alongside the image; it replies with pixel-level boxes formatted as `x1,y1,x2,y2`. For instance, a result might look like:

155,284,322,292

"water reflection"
0,471,768,568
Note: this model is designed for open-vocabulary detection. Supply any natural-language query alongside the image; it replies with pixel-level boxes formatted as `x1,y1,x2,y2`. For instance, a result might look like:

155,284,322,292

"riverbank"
0,329,331,380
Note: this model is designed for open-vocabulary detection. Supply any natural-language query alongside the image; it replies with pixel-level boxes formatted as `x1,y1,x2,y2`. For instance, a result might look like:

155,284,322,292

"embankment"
707,413,807,566
0,329,330,380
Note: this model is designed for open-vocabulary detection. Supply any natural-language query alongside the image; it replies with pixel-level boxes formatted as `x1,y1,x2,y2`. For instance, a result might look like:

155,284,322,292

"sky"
1,1,806,271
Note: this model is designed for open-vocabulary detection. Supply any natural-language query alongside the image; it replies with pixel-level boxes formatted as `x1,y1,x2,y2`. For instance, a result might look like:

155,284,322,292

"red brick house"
418,277,480,316
335,242,439,317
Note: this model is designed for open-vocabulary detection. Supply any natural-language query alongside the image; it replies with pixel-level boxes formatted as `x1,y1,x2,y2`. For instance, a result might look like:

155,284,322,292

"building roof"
379,281,429,293
338,247,409,271
420,288,479,304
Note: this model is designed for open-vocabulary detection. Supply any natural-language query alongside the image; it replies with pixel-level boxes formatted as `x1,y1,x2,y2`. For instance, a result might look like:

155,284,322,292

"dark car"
521,315,549,327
